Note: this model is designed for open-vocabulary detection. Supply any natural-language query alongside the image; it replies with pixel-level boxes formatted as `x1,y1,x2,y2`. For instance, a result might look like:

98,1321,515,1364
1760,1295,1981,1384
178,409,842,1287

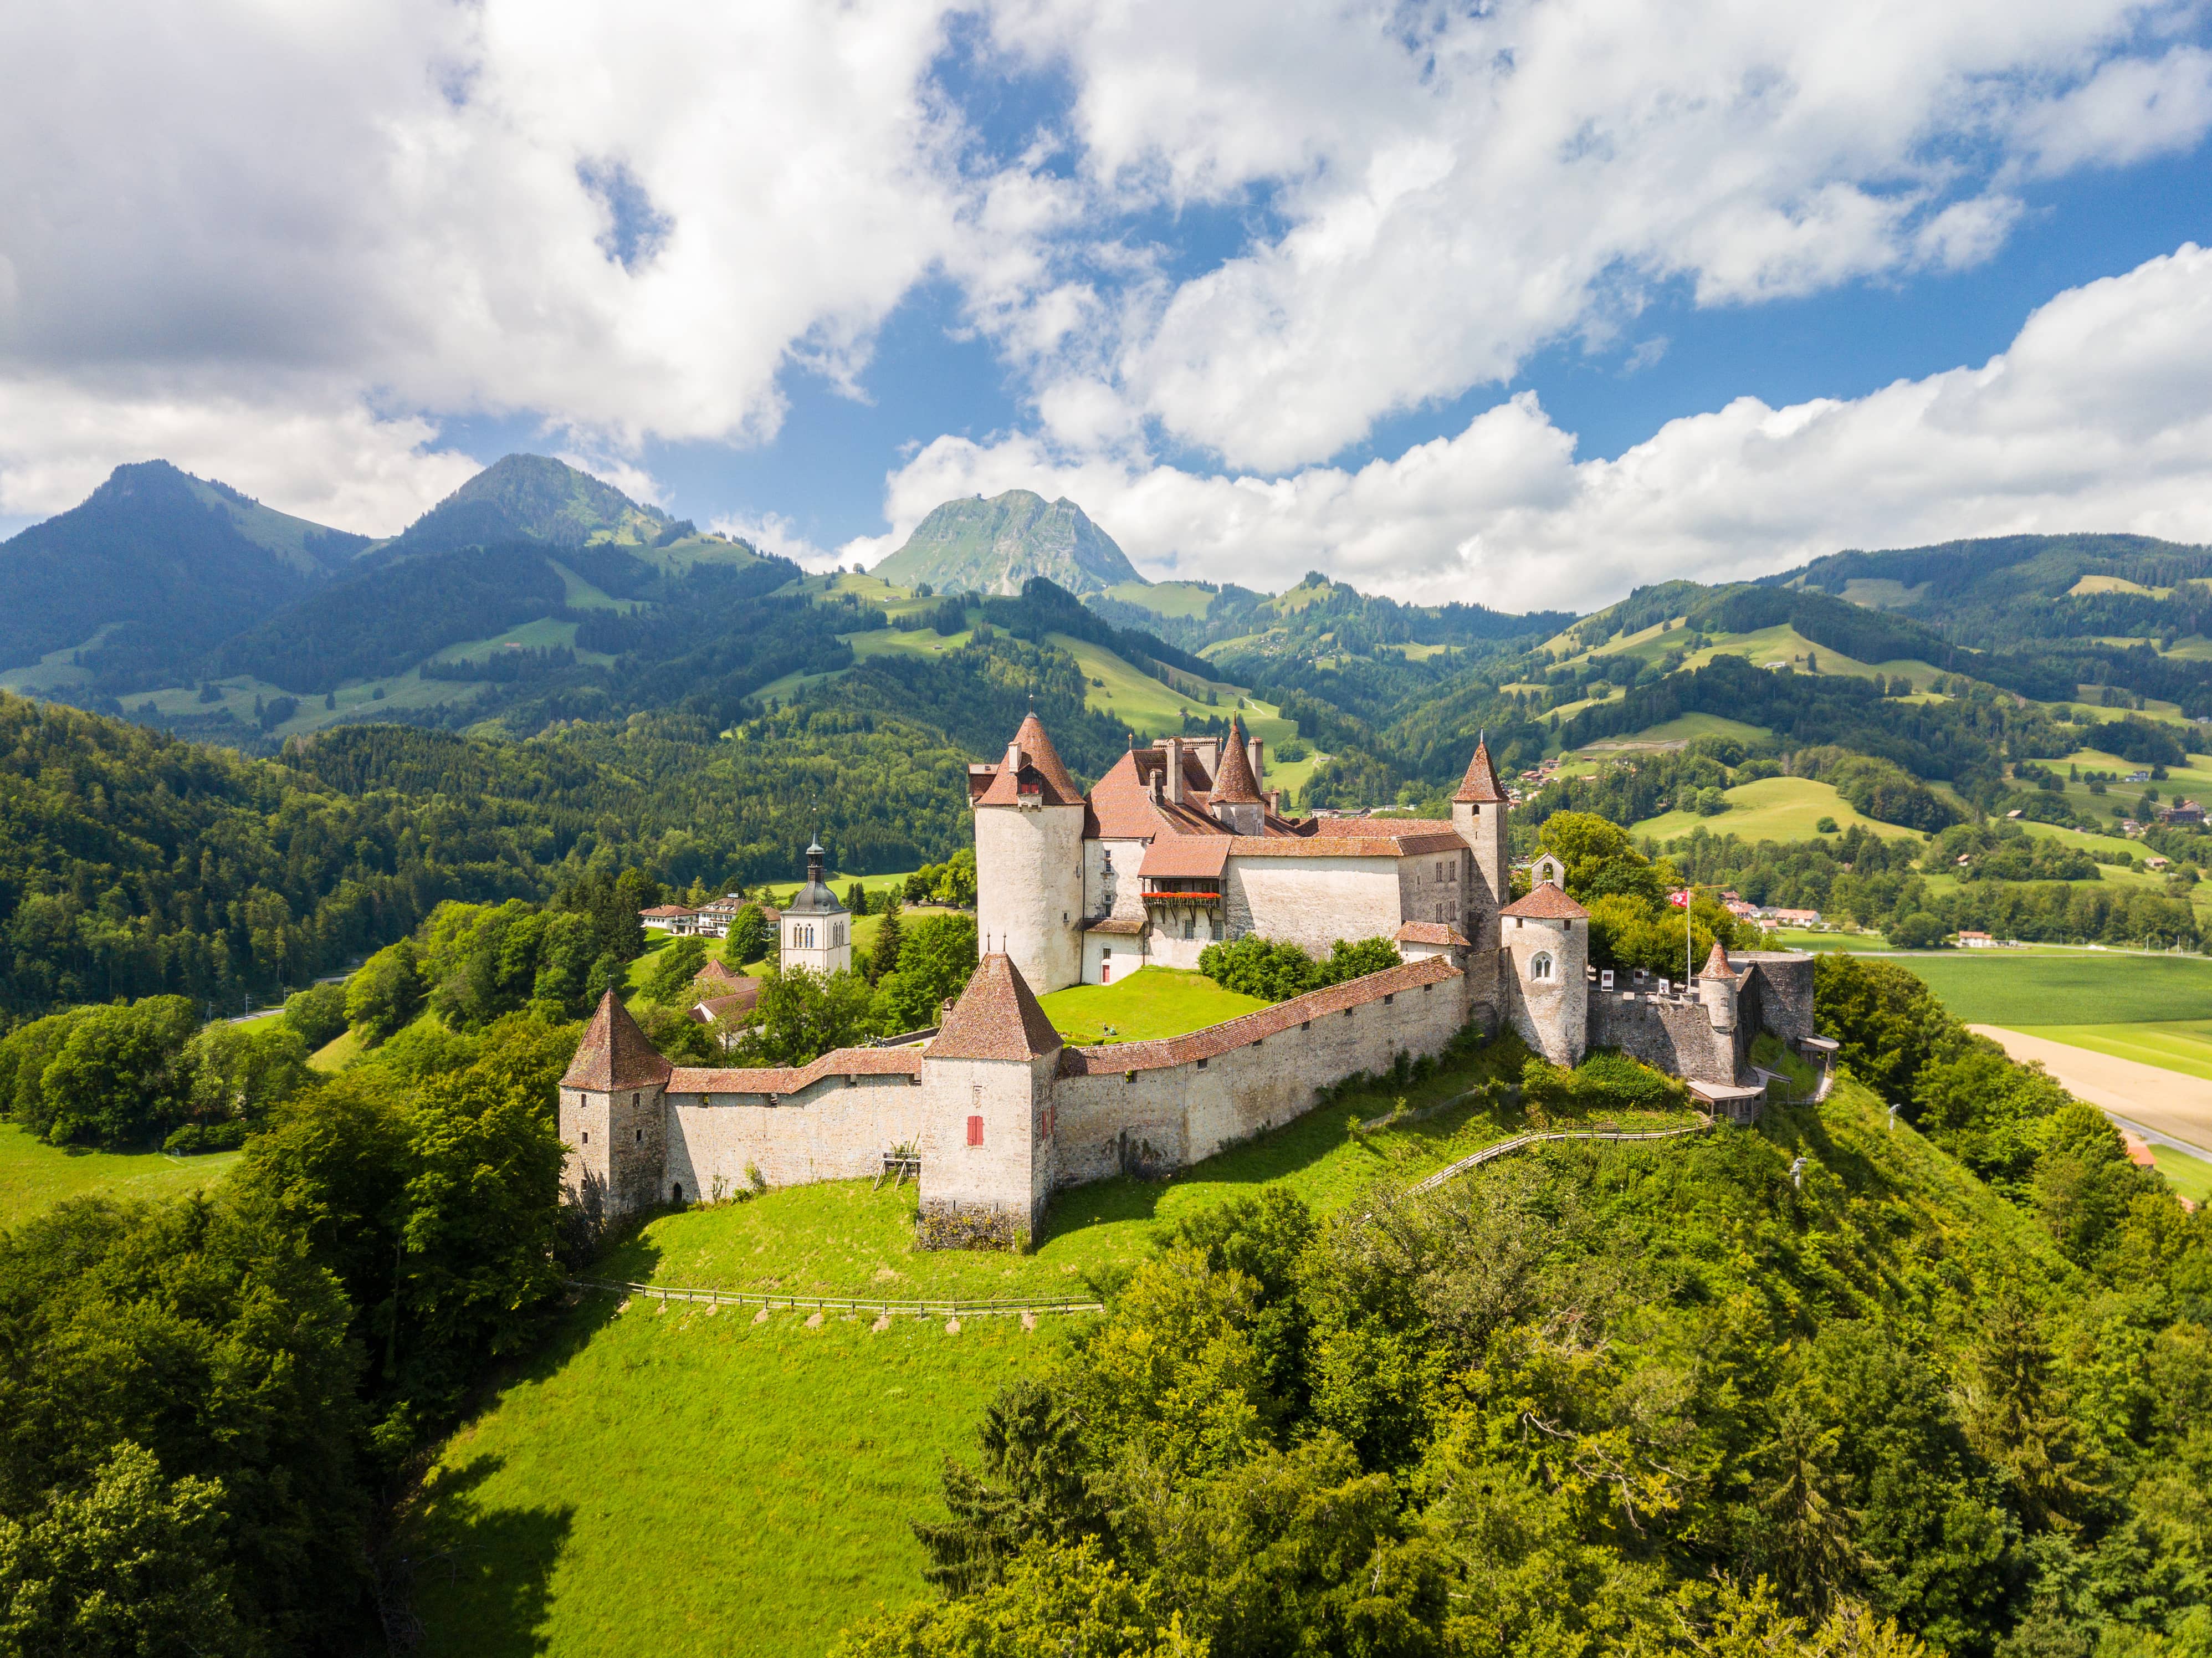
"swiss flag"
1666,889,1691,908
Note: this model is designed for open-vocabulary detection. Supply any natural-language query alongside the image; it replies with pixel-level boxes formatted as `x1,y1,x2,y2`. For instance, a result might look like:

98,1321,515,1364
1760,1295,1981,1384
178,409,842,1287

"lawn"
1634,776,1926,845
1898,951,2212,1027
0,1122,240,1228
1035,966,1268,1043
1763,929,1889,952
406,1032,1695,1657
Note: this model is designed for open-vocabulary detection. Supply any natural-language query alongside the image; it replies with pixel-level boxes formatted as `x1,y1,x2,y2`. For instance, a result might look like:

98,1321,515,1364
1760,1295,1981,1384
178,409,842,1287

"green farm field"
1035,965,1267,1043
2013,1020,2212,1084
407,1037,1698,1656
0,1122,240,1227
1897,950,2212,1027
1632,775,1924,845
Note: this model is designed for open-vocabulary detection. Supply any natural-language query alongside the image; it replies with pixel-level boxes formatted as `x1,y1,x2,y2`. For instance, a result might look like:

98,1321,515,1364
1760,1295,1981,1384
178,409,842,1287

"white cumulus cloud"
857,245,2212,610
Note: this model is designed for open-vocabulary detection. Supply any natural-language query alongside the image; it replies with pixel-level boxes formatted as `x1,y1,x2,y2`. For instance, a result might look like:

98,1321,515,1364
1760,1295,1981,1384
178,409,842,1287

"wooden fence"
571,1279,1104,1318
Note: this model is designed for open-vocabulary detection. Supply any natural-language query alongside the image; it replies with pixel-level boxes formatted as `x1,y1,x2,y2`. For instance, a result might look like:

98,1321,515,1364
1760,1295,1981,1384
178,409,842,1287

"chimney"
1148,764,1163,805
1003,736,1024,772
1164,736,1185,805
1248,736,1264,788
1267,788,1282,816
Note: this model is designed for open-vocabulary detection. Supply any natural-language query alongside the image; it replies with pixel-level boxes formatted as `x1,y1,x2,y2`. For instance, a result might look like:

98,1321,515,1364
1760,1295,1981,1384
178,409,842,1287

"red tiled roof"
1699,941,1735,980
973,714,1084,808
1230,830,1465,857
639,904,695,918
1309,816,1452,837
665,1046,924,1096
1453,739,1507,804
931,954,1063,1061
562,991,674,1091
1140,838,1232,878
688,990,760,1025
1057,955,1458,1076
1499,880,1589,920
1209,717,1263,805
696,959,745,987
1394,921,1470,946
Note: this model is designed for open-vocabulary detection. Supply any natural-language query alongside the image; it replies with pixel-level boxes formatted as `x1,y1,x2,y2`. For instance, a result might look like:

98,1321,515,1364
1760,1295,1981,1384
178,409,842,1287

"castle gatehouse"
560,713,1819,1246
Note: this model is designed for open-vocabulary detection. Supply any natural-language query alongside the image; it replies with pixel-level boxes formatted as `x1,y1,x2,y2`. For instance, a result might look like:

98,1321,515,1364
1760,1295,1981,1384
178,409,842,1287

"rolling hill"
871,489,1141,596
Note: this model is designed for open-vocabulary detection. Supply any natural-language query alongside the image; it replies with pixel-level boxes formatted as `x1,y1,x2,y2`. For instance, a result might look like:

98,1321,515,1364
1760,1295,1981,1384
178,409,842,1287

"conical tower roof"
930,954,1064,1061
1699,940,1736,980
1010,712,1082,804
562,990,673,1091
1452,734,1506,804
1209,715,1263,805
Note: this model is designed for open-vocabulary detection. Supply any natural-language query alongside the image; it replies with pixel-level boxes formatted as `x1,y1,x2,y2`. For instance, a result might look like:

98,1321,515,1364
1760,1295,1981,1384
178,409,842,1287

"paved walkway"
1973,1026,2212,1156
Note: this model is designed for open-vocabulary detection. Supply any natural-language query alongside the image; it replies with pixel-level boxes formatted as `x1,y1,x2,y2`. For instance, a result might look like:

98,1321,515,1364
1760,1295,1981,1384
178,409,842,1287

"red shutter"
966,1114,985,1147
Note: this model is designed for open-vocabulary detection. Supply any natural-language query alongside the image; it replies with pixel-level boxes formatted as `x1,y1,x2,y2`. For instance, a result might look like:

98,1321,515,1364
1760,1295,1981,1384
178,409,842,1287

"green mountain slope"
0,460,366,688
872,489,1141,596
388,453,679,555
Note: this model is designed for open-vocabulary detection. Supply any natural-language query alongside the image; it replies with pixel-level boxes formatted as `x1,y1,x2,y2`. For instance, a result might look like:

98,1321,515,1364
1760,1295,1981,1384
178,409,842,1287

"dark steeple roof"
562,990,673,1091
1453,734,1507,804
784,836,845,916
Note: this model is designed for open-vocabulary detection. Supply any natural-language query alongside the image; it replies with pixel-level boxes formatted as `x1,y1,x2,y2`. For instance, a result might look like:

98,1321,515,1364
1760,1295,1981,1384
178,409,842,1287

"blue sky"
7,2,2212,606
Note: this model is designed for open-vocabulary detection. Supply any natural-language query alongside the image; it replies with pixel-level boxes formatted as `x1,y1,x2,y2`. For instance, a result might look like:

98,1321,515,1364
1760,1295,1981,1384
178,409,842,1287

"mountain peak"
393,453,675,555
871,489,1141,597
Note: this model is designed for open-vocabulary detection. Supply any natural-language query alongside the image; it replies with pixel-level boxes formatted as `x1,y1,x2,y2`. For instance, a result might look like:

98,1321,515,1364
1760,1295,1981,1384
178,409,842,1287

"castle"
560,713,1817,1246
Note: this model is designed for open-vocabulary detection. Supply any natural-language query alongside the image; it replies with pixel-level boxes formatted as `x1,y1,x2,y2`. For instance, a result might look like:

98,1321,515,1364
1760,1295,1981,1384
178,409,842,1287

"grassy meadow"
0,1123,241,1227
1631,775,1926,844
1034,966,1268,1044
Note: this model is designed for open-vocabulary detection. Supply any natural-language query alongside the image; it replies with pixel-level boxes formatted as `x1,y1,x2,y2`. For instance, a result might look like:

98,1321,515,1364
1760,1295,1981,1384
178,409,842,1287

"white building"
779,840,851,975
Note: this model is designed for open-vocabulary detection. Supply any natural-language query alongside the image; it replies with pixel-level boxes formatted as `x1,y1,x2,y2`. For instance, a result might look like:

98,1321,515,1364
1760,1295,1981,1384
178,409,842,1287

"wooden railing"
570,1279,1104,1317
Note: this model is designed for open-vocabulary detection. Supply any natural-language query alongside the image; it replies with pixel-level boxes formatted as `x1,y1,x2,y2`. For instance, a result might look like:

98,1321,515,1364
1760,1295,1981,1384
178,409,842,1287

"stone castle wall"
1227,858,1408,960
1586,990,1740,1084
1048,961,1487,1187
662,1072,930,1205
974,801,1085,993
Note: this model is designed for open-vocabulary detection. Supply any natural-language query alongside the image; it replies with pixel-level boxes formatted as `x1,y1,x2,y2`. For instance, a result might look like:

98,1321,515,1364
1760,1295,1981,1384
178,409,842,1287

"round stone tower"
1698,940,1739,1032
970,712,1085,994
1499,877,1589,1067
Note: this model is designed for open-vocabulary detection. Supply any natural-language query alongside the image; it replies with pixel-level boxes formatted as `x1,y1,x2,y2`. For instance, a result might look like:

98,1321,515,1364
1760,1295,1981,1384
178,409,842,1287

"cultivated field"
1971,1025,2212,1160
1898,950,2212,1027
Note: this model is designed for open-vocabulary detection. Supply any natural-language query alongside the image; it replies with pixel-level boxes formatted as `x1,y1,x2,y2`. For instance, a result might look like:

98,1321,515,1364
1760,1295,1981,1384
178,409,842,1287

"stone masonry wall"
1587,989,1739,1084
1735,954,1815,1044
662,1072,931,1203
1049,970,1486,1187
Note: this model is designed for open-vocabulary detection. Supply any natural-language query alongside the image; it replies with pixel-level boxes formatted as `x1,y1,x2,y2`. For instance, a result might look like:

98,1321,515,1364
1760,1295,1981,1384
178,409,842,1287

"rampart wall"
1049,956,1488,1185
1586,990,1739,1084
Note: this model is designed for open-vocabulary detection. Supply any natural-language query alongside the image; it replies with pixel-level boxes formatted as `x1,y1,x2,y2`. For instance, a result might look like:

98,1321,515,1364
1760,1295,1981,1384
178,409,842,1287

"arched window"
1530,951,1555,982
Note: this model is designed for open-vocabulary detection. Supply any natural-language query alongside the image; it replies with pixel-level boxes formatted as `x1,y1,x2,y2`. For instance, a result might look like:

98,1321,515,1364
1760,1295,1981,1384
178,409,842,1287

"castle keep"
561,713,1816,1246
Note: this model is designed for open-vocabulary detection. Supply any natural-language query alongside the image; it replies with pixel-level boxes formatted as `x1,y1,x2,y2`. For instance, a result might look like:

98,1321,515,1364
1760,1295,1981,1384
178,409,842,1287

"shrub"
283,981,350,1050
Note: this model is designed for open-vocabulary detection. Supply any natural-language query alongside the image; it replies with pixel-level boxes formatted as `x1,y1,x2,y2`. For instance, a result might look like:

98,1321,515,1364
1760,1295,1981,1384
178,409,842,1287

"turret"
1451,734,1510,951
970,712,1085,994
1498,878,1588,1067
559,990,674,1220
1698,940,1739,1033
1208,715,1266,836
